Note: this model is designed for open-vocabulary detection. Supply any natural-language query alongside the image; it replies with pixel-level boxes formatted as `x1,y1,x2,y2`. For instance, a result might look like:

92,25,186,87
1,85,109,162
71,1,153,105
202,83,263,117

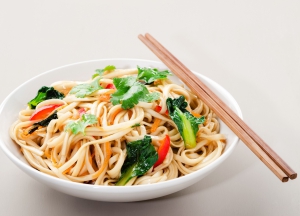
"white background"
0,1,299,215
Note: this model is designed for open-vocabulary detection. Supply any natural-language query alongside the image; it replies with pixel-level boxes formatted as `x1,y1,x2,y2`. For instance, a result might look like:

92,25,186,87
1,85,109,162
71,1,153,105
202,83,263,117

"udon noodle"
10,67,226,186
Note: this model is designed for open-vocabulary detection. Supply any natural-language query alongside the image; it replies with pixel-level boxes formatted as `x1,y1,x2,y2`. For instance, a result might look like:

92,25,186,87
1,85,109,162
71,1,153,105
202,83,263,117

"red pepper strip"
78,108,86,116
155,105,162,112
153,135,170,168
30,104,62,121
155,105,169,115
165,109,169,115
105,83,115,89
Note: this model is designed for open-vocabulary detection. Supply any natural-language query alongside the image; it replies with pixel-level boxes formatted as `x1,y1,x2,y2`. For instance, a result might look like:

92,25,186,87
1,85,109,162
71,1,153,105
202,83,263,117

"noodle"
9,67,226,186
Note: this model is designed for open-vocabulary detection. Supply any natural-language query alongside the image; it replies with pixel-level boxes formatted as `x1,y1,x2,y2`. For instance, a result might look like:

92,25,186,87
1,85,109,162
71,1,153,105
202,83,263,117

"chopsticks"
138,33,297,182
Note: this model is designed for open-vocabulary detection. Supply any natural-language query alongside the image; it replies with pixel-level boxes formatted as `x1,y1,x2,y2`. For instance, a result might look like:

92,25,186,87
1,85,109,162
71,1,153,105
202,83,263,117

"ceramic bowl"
0,59,242,202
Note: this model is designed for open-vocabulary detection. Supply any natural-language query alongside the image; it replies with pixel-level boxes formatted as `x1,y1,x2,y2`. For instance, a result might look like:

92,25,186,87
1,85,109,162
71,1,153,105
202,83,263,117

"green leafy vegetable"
65,113,97,135
28,86,64,109
28,111,58,134
116,136,158,186
92,65,116,78
111,76,160,109
166,96,205,149
131,123,141,128
137,66,172,84
69,77,102,98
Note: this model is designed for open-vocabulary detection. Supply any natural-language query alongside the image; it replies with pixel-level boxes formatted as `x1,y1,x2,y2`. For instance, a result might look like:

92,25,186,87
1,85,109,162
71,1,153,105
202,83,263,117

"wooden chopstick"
142,33,297,180
138,33,297,182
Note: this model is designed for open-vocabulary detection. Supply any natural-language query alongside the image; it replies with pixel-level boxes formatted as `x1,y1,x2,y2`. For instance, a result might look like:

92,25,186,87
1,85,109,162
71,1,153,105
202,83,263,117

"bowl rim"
0,58,243,192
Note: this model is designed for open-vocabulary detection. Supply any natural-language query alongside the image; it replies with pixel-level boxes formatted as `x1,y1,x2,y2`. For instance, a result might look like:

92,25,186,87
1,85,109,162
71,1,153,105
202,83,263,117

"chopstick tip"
138,34,145,41
289,173,297,180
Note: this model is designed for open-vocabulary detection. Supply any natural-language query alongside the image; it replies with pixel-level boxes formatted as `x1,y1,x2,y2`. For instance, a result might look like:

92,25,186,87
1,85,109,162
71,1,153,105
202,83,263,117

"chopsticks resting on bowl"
138,33,297,182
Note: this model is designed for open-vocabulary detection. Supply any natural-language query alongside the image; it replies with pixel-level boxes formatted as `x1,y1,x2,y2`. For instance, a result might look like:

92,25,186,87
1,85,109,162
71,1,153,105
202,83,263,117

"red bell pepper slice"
153,135,170,168
105,83,115,89
154,105,169,115
30,104,62,121
155,105,162,112
78,107,86,116
165,109,169,115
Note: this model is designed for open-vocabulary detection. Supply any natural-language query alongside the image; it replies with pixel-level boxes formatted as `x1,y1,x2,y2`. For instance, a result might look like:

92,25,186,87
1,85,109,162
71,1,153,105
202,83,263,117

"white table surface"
0,1,299,215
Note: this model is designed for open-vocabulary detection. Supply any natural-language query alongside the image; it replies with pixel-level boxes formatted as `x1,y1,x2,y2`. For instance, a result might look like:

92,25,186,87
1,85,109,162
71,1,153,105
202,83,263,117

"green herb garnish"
65,113,97,135
137,66,171,84
131,123,141,128
111,76,159,109
69,77,102,98
92,65,116,78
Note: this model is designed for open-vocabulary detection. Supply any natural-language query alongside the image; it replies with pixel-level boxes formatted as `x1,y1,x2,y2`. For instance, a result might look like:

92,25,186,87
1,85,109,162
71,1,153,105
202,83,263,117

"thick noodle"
9,68,226,186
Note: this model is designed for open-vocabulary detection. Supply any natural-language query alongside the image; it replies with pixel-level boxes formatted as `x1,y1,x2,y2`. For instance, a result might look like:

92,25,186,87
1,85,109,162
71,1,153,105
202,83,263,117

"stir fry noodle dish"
10,65,226,186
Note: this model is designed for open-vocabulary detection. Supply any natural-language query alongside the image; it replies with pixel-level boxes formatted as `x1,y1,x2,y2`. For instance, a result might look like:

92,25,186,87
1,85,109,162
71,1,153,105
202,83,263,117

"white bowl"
0,59,242,202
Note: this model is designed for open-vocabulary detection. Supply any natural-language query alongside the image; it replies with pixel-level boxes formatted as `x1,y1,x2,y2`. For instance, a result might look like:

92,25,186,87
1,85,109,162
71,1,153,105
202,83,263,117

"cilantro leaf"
65,113,97,135
28,86,64,109
141,92,160,102
137,66,172,84
111,76,159,109
92,65,116,78
104,65,116,71
69,77,102,98
92,69,105,79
